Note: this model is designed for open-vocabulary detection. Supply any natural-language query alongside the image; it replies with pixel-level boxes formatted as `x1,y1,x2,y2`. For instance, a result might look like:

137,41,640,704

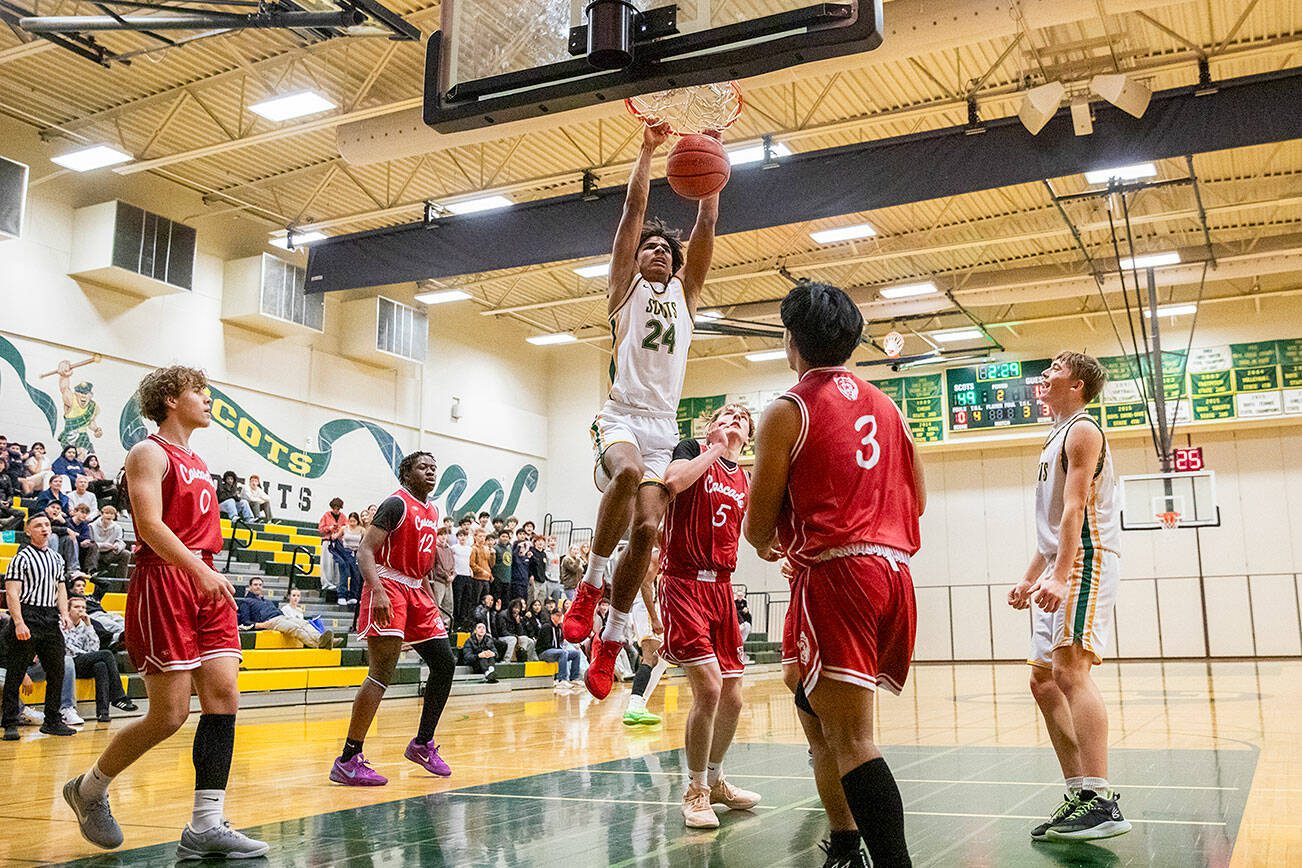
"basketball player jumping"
1008,352,1131,842
64,366,268,859
659,403,761,828
563,121,721,700
745,282,926,868
330,451,458,786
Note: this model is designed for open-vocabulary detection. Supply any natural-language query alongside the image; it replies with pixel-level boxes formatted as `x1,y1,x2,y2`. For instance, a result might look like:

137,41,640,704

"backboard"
424,1,882,132
1119,471,1220,531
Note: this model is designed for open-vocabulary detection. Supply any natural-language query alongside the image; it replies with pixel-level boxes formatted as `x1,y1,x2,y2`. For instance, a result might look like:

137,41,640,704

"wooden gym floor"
2,660,1297,866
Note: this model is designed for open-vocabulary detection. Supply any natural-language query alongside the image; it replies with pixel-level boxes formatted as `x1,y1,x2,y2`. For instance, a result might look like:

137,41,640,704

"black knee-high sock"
414,637,456,744
841,757,910,867
193,714,236,791
631,663,652,697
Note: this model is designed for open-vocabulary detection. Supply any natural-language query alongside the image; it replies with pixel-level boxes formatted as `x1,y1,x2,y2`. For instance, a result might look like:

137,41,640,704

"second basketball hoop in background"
884,331,905,358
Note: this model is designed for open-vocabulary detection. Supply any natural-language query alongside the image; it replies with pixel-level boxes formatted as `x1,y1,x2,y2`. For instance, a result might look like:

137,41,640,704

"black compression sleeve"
671,439,702,462
370,496,406,533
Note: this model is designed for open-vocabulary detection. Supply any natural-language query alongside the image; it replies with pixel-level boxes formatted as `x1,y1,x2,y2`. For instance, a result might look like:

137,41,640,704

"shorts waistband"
376,564,424,588
664,569,733,584
602,399,677,421
815,543,911,570
134,549,215,567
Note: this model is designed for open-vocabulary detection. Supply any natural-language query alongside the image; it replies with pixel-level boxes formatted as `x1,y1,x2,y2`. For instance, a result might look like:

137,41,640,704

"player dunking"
745,282,926,868
63,366,268,858
659,403,760,828
330,451,458,786
563,121,721,700
1008,352,1131,842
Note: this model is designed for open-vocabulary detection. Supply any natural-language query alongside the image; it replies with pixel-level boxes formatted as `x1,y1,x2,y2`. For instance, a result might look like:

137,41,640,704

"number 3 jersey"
661,439,750,579
777,367,921,568
608,273,693,416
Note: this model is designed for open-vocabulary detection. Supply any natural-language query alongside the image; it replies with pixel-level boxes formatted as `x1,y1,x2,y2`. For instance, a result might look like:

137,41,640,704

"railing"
224,517,254,572
542,513,594,554
285,544,315,594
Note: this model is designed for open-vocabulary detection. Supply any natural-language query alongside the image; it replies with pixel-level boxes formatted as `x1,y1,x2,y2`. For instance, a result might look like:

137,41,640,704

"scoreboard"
946,359,1053,430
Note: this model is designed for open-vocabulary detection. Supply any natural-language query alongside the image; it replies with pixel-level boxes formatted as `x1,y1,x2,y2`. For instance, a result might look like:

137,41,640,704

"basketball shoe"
1031,792,1081,840
405,739,452,777
681,783,719,829
330,753,388,786
583,637,625,699
176,821,269,860
564,581,603,642
1044,791,1132,841
709,778,761,811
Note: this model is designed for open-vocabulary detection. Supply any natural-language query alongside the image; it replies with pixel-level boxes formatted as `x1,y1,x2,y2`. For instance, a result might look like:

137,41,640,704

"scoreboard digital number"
947,358,1053,430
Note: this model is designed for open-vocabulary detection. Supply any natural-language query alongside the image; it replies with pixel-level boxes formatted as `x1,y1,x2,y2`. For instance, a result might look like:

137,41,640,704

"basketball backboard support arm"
424,1,883,132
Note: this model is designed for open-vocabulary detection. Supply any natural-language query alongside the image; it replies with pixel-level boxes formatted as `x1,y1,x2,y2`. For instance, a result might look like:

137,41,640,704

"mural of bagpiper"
44,355,104,453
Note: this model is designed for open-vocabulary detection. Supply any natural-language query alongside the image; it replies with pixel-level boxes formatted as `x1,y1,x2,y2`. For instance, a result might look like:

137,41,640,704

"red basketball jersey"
133,433,223,561
662,441,750,577
376,487,440,583
777,367,920,567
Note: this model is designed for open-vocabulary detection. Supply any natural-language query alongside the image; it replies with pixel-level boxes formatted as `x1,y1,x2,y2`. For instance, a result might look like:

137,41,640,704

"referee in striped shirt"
2,512,75,738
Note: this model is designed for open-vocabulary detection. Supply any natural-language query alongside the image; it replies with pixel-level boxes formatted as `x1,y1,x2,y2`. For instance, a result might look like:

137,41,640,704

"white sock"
627,694,646,713
1065,776,1084,795
644,657,669,699
707,762,722,787
688,769,707,788
583,554,609,589
79,762,113,800
1082,776,1109,795
191,789,225,832
601,607,629,643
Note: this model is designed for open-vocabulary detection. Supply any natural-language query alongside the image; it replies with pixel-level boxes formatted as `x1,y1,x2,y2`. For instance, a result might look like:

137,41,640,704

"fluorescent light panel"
51,144,132,172
526,333,577,346
1119,252,1180,270
444,195,513,215
415,289,471,304
249,91,336,122
269,230,326,249
745,349,787,362
1084,162,1156,184
727,141,791,166
1154,303,1197,316
574,262,610,278
931,328,984,343
810,223,876,244
695,309,723,322
879,281,937,299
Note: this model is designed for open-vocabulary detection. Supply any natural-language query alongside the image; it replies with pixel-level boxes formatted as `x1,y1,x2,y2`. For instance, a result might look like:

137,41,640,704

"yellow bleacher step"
306,667,368,688
102,592,127,614
24,676,128,704
246,539,282,553
524,661,558,677
261,523,296,536
237,669,308,692
241,649,341,670
254,631,304,649
0,542,17,558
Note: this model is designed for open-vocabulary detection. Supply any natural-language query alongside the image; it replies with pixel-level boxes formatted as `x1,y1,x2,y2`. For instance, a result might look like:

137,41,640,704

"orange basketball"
666,134,731,200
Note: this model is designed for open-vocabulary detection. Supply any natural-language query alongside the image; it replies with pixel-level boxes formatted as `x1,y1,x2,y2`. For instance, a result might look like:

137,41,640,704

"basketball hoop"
1156,511,1182,531
625,81,743,135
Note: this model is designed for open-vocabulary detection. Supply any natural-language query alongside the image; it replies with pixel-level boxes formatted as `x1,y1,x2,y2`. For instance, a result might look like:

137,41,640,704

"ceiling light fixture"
1154,303,1197,317
695,310,723,323
249,91,336,122
930,328,985,343
728,140,791,166
1084,163,1157,184
269,230,326,250
810,223,876,244
745,349,787,362
415,289,471,304
444,195,513,215
879,281,938,299
51,144,132,172
574,262,610,278
526,332,577,346
1119,252,1180,270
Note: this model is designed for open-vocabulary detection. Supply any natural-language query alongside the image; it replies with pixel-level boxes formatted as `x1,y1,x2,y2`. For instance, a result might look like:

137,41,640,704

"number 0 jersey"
375,486,440,587
608,273,693,417
777,367,921,568
133,433,223,563
661,439,750,579
1035,411,1120,560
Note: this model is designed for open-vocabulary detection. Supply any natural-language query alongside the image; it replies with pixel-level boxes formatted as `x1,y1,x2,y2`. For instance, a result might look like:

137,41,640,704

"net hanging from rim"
1156,510,1182,531
625,81,744,135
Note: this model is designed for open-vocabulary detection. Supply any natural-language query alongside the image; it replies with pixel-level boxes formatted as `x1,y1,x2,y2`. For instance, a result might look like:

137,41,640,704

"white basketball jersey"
608,273,693,416
1035,411,1120,560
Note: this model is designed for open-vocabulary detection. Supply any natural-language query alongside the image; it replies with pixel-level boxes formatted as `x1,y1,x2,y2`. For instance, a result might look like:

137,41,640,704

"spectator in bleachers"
4,441,26,492
237,577,335,649
20,442,53,494
450,527,473,631
491,530,513,605
278,588,328,639
476,511,492,539
361,504,377,529
457,514,474,539
217,471,254,522
470,529,493,607
528,534,548,605
90,506,130,579
36,475,71,513
43,503,83,579
472,592,496,633
244,474,272,522
561,544,584,603
511,529,531,604
67,504,99,575
491,516,506,536
496,599,537,662
69,576,123,649
505,516,519,535
432,526,455,629
81,454,117,506
544,536,563,602
460,621,498,683
62,596,136,722
326,513,363,607
67,474,99,521
52,445,86,491
316,497,348,593
537,608,581,691
0,455,22,532
335,512,364,606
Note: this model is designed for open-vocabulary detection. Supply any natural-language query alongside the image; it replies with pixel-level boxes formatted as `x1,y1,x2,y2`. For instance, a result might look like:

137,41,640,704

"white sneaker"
710,778,761,810
177,821,269,860
682,783,720,829
18,706,44,726
62,707,86,727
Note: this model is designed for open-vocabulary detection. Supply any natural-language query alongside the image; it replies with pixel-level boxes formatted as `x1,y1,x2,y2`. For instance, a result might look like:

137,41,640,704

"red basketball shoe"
564,581,603,643
584,637,624,700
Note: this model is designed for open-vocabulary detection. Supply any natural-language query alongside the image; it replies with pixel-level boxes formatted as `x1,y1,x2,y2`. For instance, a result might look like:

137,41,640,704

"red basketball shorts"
790,554,916,696
782,601,799,666
357,577,447,643
125,561,241,676
659,575,745,677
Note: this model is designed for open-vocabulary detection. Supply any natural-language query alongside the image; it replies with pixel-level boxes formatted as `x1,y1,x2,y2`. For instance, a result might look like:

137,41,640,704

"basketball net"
1156,510,1182,531
625,81,743,135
